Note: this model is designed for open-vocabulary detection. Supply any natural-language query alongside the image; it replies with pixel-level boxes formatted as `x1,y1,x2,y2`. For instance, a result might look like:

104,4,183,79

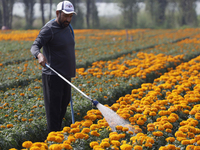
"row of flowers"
0,51,185,127
1,28,200,68
0,50,192,150
1,30,200,91
0,29,200,149
1,51,200,150
9,51,200,150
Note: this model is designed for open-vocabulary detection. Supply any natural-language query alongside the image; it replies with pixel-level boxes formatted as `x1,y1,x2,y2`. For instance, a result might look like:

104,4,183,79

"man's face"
58,11,73,28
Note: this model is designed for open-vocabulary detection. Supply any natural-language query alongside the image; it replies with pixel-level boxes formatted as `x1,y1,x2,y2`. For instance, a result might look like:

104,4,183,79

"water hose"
45,64,99,107
45,65,134,132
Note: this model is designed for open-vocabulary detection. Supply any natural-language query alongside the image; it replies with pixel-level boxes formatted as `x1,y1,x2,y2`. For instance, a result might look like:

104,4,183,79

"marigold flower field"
0,28,200,150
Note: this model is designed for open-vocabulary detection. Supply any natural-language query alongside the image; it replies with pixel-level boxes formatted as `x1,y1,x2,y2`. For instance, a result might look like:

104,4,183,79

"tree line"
0,0,199,29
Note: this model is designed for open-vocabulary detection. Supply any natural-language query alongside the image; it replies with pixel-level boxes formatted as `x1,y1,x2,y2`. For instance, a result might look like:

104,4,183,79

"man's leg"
42,74,65,133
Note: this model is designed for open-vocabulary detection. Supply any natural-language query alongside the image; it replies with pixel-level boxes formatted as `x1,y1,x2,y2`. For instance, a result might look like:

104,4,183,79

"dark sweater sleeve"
30,26,52,58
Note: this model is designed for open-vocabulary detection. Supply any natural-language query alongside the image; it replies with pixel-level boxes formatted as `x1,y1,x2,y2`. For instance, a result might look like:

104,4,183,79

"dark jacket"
30,20,76,77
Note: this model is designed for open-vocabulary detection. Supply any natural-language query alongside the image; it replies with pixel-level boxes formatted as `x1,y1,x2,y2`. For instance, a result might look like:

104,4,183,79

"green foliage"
1,29,200,149
137,12,154,29
118,0,139,28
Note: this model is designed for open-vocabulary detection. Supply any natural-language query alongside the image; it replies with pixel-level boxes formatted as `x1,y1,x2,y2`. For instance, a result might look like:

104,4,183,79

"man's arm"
30,26,52,67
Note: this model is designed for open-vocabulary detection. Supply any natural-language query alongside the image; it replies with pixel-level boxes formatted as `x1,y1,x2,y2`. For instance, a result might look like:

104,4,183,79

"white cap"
56,1,77,15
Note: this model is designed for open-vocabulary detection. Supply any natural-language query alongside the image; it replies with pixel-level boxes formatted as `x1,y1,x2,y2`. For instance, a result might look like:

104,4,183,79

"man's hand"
37,53,47,67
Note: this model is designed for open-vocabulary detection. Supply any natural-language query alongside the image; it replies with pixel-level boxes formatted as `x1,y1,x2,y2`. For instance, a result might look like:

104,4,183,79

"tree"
165,0,177,28
23,0,36,29
1,0,14,29
145,0,168,27
91,0,99,28
177,0,198,27
49,0,52,20
70,0,84,29
86,0,91,28
85,0,99,28
40,0,45,26
118,0,139,28
0,4,2,28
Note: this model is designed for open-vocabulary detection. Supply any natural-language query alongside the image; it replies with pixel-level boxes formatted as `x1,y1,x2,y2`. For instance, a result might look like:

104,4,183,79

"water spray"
46,64,133,132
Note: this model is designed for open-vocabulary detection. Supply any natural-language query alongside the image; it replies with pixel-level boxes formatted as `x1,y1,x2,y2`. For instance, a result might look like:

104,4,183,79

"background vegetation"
1,0,200,30
1,28,200,150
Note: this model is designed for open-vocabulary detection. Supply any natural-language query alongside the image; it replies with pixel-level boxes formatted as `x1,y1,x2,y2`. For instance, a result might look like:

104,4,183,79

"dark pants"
42,74,71,133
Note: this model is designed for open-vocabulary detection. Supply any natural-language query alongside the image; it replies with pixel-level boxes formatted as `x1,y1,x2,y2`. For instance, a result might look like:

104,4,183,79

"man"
30,1,76,133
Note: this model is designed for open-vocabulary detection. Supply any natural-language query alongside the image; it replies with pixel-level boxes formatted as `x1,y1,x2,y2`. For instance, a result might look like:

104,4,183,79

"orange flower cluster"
76,52,184,80
5,28,200,150
0,30,39,41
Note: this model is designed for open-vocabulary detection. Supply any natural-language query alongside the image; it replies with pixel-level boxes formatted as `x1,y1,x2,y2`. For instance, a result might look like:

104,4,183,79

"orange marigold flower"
137,119,145,125
70,128,80,134
82,120,93,127
110,140,121,147
149,111,157,116
195,113,200,120
116,125,123,131
153,131,163,137
194,146,200,150
100,141,110,148
134,145,143,150
168,116,177,123
63,127,71,133
159,146,168,150
70,124,78,128
179,127,188,133
49,144,63,150
163,123,173,129
67,135,76,143
146,137,154,144
122,127,129,132
119,133,126,139
20,93,25,96
90,141,99,148
175,131,187,138
47,135,55,141
120,144,133,150
186,145,195,150
147,127,155,132
144,142,152,148
90,124,99,130
55,136,63,143
90,130,100,137
166,129,172,133
81,128,90,133
128,131,134,135
109,134,120,141
181,140,191,145
7,124,13,128
166,144,176,150
62,143,72,149
166,137,175,143
88,114,97,121
22,141,33,148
